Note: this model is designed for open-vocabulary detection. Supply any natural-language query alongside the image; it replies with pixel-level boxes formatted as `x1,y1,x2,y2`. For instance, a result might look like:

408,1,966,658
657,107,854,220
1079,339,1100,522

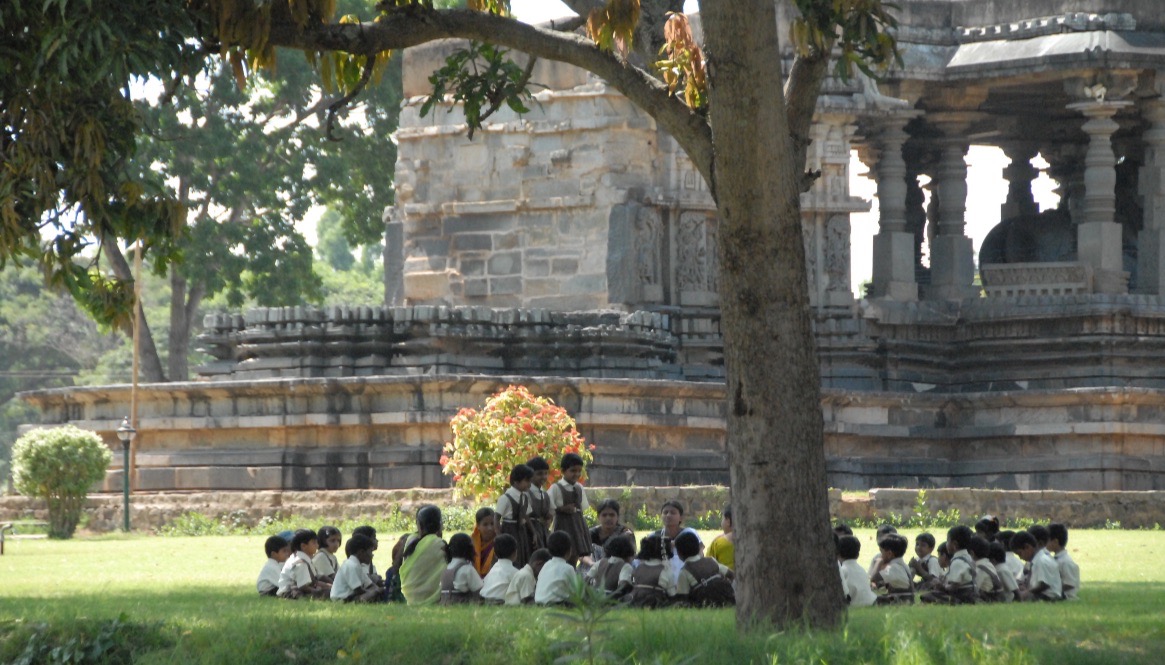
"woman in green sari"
399,505,446,605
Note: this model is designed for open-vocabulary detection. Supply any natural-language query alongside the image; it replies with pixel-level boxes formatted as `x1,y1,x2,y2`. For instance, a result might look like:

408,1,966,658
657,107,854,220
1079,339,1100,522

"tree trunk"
167,270,199,382
701,0,843,629
101,238,168,383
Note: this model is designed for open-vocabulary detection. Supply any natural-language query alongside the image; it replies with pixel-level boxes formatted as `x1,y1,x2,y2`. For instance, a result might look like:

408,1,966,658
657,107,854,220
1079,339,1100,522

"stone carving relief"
825,215,851,291
635,206,662,287
676,211,719,305
803,221,818,296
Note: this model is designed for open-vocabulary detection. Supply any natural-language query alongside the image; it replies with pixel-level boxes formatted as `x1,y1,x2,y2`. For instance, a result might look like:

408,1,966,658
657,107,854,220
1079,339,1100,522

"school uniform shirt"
877,556,913,592
312,550,339,578
481,558,518,601
277,551,316,597
257,557,282,595
676,555,731,596
994,561,1018,601
866,553,883,581
655,527,700,584
445,557,484,594
839,559,877,607
548,480,589,516
495,486,530,522
946,550,975,587
1003,551,1025,580
1055,550,1079,600
913,554,943,581
1030,549,1063,600
534,556,579,604
633,558,678,597
586,558,633,589
331,555,373,601
974,559,998,595
707,533,735,571
505,563,538,605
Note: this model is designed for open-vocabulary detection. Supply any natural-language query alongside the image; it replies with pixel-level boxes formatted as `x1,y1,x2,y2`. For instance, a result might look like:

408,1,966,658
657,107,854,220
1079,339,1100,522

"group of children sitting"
255,451,1080,609
256,453,737,606
838,517,1081,606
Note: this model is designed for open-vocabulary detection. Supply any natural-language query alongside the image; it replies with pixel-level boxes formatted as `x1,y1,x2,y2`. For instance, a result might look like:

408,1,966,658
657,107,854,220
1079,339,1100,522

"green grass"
1,530,1163,664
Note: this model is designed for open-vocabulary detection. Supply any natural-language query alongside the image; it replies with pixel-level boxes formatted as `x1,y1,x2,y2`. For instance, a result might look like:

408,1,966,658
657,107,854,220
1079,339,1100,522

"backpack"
684,558,735,607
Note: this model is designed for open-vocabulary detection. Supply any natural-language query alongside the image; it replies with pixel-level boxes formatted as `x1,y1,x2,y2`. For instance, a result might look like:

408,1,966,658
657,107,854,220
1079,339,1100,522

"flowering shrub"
442,385,595,501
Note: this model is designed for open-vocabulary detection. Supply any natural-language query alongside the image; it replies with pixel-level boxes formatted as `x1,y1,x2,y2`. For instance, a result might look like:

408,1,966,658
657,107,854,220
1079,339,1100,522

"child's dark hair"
1028,524,1050,546
638,534,665,561
833,523,853,536
530,548,552,565
560,452,584,471
968,535,991,559
674,531,701,559
915,532,936,549
997,530,1016,549
352,525,377,540
446,533,476,563
875,524,898,538
975,515,1001,538
1010,531,1038,552
947,525,973,551
837,535,861,560
595,498,621,516
494,534,518,560
1048,523,1068,546
879,533,908,558
290,529,318,552
509,464,534,484
723,505,733,522
318,526,341,545
661,499,685,516
526,456,550,472
547,531,574,558
345,533,375,558
475,507,495,525
604,535,635,560
264,535,289,557
988,541,1008,565
936,543,949,559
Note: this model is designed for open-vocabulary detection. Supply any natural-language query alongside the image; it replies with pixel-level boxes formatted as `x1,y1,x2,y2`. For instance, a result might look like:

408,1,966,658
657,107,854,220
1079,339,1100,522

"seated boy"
674,531,735,607
969,536,1005,602
989,541,1018,602
921,525,976,604
506,548,551,606
908,532,943,590
257,535,290,596
867,524,898,579
1011,531,1062,601
872,533,914,605
331,533,382,602
837,535,876,608
534,532,579,605
1047,523,1079,600
481,534,519,604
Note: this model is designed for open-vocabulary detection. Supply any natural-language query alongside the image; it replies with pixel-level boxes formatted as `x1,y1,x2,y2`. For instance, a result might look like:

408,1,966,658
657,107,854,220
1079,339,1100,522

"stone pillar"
1137,99,1165,294
383,207,405,305
1000,142,1039,221
869,117,918,300
926,117,978,300
1068,100,1133,294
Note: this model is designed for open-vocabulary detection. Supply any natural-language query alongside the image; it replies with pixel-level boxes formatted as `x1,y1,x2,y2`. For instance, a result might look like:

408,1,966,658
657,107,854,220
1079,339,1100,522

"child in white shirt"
331,533,381,602
439,533,484,605
1047,523,1080,600
257,535,290,596
481,534,519,603
627,534,677,608
277,529,331,599
506,548,551,605
872,533,914,605
989,541,1018,602
837,535,876,607
586,534,635,599
535,531,580,605
921,526,976,604
909,532,943,590
312,526,342,583
1012,531,1062,601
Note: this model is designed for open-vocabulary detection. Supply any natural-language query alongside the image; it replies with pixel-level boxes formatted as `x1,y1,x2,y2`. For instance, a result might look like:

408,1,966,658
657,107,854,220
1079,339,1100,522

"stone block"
404,270,455,301
443,216,516,235
488,252,522,275
526,259,550,277
452,234,492,252
459,257,485,276
463,278,488,298
551,258,580,275
561,274,606,296
490,276,523,296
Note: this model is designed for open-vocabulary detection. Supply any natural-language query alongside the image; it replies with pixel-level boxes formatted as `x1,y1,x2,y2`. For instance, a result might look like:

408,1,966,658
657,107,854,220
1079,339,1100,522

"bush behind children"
254,466,1080,610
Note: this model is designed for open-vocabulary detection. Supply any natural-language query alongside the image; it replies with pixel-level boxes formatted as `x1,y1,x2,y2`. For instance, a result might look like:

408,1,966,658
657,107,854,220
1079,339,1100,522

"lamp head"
116,417,136,444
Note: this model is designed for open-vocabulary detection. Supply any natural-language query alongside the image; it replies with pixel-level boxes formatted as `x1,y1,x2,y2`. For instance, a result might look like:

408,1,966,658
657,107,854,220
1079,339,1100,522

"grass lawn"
1,529,1162,664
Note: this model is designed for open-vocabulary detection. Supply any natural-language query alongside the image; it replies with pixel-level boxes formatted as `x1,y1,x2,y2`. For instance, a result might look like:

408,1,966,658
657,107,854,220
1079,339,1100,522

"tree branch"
783,49,832,193
265,8,715,186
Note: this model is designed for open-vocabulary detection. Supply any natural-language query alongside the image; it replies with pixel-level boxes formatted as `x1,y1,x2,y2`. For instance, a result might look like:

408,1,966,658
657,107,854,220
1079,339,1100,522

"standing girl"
495,464,535,567
549,452,591,566
525,456,553,551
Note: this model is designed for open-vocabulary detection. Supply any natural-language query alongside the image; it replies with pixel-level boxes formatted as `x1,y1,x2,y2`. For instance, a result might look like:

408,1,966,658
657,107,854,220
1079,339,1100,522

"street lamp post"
115,417,136,532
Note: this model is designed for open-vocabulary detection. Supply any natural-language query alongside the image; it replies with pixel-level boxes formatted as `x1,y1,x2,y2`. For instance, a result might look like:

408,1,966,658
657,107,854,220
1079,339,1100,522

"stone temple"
20,0,1165,492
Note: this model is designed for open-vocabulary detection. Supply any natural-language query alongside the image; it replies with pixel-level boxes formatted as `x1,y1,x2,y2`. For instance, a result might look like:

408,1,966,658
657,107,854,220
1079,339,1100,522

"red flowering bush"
441,385,595,501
